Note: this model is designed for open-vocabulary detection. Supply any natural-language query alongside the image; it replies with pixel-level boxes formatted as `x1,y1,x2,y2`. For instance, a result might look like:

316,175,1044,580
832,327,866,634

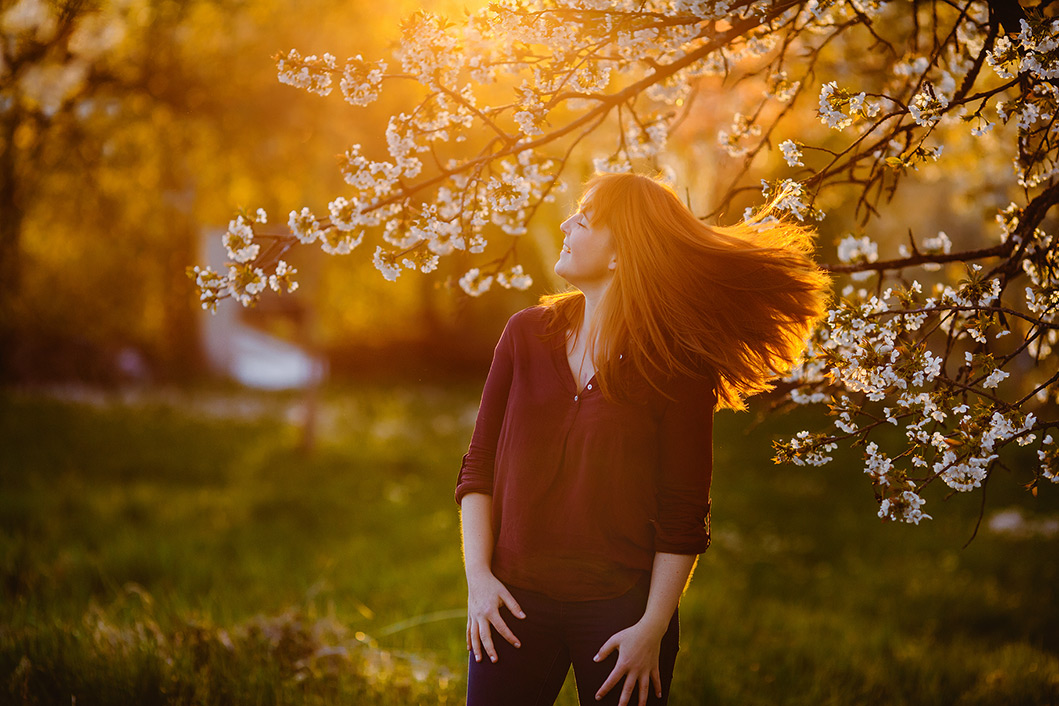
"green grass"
1,385,1057,705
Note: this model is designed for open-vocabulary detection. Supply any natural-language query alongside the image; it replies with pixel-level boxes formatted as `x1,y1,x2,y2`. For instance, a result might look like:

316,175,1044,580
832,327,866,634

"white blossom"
459,267,493,297
908,85,948,127
514,110,543,136
223,215,259,263
766,71,800,102
226,263,267,307
268,260,299,293
818,82,851,129
288,208,322,245
277,49,336,96
372,246,401,282
340,56,386,106
765,179,813,221
982,368,1009,389
593,155,632,173
319,227,364,255
719,112,761,156
836,235,878,280
879,486,931,524
497,265,532,290
779,140,803,167
487,169,531,212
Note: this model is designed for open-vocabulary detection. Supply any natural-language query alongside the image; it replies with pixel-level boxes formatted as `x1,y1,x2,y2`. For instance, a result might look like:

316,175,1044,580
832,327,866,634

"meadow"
1,384,1057,705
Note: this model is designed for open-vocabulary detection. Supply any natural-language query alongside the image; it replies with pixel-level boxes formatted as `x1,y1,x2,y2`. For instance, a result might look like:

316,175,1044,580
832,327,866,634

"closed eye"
579,207,594,227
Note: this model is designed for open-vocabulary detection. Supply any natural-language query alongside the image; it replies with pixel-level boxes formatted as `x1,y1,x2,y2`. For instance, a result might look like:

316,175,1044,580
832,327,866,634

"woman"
456,173,828,706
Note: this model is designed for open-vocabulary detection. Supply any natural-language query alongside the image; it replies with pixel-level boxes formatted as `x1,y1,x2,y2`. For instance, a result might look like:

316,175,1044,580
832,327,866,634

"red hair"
541,173,830,411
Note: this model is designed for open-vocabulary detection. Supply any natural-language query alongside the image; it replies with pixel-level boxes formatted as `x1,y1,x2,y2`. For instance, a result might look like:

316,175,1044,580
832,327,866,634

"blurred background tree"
1,0,524,385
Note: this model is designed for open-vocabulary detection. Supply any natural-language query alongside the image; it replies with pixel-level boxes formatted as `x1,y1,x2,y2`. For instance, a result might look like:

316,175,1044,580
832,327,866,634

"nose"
560,215,574,235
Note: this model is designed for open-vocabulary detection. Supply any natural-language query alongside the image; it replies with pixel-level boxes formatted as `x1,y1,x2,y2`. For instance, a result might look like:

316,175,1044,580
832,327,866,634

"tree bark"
985,0,1027,34
0,116,23,383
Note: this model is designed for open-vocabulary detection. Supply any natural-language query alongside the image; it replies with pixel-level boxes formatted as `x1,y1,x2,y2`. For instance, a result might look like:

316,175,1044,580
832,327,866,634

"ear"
608,254,618,271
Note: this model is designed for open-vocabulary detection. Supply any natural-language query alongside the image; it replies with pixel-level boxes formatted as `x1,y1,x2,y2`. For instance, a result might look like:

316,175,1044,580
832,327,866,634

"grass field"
2,384,1057,705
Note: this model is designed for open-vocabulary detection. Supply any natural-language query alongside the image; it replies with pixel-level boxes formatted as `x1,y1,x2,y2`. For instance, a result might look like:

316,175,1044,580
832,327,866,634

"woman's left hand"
593,619,666,706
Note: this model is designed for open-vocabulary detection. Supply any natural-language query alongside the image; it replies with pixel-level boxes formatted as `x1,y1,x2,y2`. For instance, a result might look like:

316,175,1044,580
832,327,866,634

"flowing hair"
541,172,830,411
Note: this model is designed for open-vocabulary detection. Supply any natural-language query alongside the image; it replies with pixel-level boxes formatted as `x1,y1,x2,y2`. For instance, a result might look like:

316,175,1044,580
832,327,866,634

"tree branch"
823,244,1010,274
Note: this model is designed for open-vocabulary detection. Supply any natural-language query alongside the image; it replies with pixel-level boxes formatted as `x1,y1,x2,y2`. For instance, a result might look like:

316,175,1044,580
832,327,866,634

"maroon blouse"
455,306,715,601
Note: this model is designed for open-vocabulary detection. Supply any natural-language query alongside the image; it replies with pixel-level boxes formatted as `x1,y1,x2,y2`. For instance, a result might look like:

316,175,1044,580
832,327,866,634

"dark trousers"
466,577,680,706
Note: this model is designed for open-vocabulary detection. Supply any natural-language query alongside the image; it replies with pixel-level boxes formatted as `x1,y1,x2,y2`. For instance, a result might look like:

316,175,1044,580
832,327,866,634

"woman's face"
554,198,617,289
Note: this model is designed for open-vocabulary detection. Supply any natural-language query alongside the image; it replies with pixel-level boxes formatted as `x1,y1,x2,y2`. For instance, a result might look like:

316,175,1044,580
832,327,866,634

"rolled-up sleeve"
454,317,517,505
652,376,716,554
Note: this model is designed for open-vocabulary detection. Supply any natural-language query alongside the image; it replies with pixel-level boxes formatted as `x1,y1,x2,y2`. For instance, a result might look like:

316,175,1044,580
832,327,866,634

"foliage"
192,0,1059,524
0,0,437,381
5,603,463,705
0,0,186,372
1,388,1057,704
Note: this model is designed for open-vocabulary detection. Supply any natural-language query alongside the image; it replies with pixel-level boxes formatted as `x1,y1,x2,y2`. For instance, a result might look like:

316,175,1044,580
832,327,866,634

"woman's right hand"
466,569,526,663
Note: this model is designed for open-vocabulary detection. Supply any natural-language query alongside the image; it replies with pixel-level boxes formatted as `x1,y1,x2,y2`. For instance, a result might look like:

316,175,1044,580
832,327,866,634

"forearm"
639,552,698,635
590,551,698,698
460,492,495,579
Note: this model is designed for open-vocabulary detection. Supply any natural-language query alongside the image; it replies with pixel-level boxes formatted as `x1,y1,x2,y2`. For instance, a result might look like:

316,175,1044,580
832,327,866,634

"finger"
479,619,499,663
595,664,623,701
593,636,617,663
617,677,635,706
651,668,662,699
489,613,521,648
498,588,526,619
466,617,471,652
637,674,651,706
470,621,482,663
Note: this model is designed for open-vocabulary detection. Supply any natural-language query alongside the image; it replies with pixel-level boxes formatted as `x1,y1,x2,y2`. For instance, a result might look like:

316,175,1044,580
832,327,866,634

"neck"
575,280,608,348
